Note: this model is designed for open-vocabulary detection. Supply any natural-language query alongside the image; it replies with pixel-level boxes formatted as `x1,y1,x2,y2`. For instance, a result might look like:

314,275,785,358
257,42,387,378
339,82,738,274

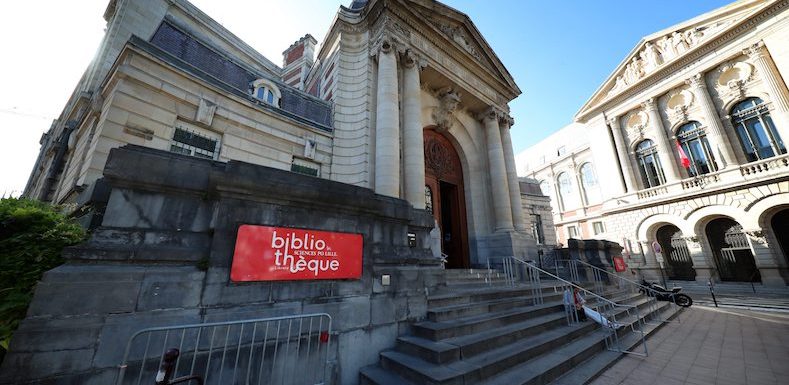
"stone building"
23,0,534,267
6,0,539,383
516,123,606,247
519,0,789,286
519,178,559,258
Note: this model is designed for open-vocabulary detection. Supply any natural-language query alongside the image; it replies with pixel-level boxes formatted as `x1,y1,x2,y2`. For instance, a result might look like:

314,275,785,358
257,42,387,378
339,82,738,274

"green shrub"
0,198,86,357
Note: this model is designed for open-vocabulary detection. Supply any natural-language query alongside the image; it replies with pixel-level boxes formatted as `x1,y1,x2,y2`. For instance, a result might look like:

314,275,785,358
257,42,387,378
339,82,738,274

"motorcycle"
640,279,693,307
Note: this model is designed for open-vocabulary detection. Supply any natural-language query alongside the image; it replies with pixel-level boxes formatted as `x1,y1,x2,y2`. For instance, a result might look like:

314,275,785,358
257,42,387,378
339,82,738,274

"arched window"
730,97,785,161
251,78,281,107
676,121,716,177
557,172,578,210
635,139,665,188
579,163,601,204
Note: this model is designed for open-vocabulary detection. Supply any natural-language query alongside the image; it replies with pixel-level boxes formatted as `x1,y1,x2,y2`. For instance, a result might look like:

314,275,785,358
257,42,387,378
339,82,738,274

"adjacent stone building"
519,0,789,286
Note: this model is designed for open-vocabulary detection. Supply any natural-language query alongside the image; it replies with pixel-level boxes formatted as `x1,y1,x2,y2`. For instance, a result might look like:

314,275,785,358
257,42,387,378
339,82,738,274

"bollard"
708,278,718,308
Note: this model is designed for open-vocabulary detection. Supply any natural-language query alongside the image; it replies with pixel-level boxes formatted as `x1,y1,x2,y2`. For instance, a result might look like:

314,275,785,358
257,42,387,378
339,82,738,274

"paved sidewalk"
591,306,789,385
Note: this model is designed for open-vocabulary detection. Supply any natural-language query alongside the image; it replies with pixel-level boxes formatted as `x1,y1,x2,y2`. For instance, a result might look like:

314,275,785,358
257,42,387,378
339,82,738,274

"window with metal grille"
730,97,786,161
170,125,219,160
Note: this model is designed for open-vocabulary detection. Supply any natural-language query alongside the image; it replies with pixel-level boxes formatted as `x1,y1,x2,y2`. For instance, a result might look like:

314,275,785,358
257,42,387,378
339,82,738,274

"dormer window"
252,78,281,107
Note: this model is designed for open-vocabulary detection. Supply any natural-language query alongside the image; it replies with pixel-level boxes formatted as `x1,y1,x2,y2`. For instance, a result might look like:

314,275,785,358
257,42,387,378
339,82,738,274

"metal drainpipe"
38,120,76,202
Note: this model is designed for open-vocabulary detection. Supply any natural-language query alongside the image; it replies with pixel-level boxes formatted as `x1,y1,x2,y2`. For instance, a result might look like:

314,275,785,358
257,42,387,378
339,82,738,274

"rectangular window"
557,146,566,156
531,214,544,244
170,122,220,160
539,155,546,165
291,157,320,177
593,221,605,235
567,225,579,239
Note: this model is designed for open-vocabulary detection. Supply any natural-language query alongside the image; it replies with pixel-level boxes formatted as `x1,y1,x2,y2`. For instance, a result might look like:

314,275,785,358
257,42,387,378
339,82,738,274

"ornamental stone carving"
196,98,217,126
624,110,649,142
715,61,754,102
608,20,735,96
433,21,482,61
432,87,461,132
666,89,695,125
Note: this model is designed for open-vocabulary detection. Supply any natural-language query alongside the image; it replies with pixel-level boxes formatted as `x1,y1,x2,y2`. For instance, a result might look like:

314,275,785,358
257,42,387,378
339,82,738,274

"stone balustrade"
612,153,789,209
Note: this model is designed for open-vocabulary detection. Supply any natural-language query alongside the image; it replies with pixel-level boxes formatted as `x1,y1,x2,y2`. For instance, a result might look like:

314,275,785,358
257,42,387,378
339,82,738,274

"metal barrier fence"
556,259,682,324
498,256,649,356
117,313,333,385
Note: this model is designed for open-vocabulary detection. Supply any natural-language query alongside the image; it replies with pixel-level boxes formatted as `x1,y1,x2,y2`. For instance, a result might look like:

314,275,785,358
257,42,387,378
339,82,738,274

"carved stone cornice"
577,0,789,121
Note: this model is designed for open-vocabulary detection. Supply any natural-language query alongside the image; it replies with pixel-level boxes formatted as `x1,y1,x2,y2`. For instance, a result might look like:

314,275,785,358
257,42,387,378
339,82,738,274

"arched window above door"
730,97,786,161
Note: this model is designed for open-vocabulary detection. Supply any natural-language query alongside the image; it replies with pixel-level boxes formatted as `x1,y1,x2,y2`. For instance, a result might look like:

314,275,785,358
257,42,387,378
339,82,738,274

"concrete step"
428,282,597,308
480,301,675,385
359,364,417,385
378,297,665,385
427,291,565,322
397,309,597,365
550,304,684,385
413,301,566,341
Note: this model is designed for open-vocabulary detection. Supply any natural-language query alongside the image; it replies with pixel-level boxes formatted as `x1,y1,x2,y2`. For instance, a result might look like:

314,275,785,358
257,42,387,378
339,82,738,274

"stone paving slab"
590,306,789,385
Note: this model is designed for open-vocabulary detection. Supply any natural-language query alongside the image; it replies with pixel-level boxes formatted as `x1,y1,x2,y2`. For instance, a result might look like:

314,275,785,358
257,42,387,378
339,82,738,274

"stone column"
402,50,425,209
643,98,681,183
500,115,527,232
684,236,715,284
745,229,787,286
374,39,400,198
744,41,789,144
685,74,737,168
481,108,515,232
607,116,638,192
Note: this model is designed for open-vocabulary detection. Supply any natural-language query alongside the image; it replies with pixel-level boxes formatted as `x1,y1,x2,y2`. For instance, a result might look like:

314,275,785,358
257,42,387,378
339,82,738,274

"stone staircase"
360,269,682,385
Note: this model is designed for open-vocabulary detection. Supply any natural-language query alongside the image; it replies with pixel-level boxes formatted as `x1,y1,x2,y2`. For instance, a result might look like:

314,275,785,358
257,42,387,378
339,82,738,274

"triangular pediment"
401,0,521,98
577,0,774,119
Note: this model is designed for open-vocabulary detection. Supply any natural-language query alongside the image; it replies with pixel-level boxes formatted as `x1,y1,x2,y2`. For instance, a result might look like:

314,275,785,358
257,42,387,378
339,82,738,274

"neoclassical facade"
23,0,534,267
521,0,789,286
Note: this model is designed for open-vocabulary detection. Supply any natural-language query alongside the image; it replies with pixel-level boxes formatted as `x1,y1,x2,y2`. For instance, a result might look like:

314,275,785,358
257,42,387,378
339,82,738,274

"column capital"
500,114,515,128
640,98,657,112
685,73,705,89
606,114,620,129
401,49,426,69
370,34,399,58
477,106,505,123
743,41,767,60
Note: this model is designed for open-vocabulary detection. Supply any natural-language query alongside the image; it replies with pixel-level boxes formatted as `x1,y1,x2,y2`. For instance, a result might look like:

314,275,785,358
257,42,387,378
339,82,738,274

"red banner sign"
231,225,363,282
612,256,627,272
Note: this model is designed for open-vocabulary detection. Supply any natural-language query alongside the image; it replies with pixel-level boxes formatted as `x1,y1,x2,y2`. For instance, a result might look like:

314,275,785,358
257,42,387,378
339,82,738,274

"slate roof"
144,20,333,131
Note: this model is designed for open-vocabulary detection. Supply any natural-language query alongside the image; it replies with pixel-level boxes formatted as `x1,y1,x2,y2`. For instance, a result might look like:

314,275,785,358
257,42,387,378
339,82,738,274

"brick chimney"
282,34,317,90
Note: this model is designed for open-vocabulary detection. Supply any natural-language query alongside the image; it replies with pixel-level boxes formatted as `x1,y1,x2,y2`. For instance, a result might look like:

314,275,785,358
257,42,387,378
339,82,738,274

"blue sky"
0,0,735,195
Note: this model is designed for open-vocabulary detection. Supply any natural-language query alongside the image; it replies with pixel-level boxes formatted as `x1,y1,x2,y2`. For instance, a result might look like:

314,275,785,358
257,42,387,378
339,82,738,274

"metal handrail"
504,256,648,356
558,259,681,324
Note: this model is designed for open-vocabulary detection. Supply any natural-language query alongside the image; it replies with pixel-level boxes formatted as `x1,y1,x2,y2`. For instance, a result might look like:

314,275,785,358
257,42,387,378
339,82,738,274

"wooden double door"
423,129,470,269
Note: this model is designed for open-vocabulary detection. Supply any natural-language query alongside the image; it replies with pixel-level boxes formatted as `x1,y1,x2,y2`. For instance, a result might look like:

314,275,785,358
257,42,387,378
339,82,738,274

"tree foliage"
0,198,85,357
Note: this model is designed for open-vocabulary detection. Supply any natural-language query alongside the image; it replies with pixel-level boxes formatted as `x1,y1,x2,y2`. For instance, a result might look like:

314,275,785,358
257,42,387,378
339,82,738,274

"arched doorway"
655,225,695,281
771,208,789,263
705,218,760,282
424,129,469,269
